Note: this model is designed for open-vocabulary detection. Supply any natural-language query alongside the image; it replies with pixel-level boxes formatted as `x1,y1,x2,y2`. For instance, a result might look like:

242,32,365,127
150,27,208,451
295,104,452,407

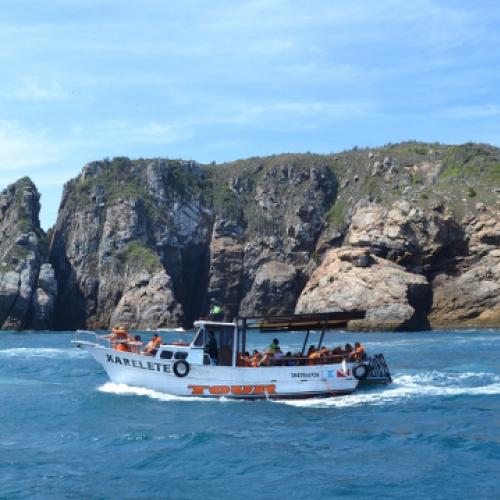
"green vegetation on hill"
60,142,500,243
116,241,162,273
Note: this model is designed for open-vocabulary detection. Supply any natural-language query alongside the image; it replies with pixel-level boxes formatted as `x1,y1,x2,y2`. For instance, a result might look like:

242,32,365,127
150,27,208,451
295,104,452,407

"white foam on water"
0,347,87,359
98,382,218,403
97,383,257,404
275,370,500,408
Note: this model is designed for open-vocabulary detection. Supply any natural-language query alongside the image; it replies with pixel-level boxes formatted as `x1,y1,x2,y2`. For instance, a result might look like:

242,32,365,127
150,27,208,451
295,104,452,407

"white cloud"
200,99,378,126
0,120,62,170
10,79,69,101
438,105,500,119
71,120,192,145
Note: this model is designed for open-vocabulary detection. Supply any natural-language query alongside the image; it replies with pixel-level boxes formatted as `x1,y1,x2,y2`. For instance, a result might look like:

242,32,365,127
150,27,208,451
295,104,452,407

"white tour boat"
73,312,391,400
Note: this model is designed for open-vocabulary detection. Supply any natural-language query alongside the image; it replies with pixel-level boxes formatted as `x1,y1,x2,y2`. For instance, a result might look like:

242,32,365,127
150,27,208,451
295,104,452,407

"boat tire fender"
173,360,190,377
353,363,369,380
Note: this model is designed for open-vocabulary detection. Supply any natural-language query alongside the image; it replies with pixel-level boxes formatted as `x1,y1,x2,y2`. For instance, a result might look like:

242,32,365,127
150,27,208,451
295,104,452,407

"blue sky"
1,0,499,228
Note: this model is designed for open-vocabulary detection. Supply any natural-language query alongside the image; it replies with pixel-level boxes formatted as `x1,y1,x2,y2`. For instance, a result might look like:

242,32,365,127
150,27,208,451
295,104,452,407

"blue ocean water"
0,330,499,499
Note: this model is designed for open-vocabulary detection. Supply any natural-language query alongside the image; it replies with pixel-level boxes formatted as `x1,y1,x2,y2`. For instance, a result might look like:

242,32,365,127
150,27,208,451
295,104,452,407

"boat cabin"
155,311,366,368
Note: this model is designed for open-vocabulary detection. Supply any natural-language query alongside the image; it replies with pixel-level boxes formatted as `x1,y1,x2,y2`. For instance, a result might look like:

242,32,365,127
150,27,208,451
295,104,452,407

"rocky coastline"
1,142,499,331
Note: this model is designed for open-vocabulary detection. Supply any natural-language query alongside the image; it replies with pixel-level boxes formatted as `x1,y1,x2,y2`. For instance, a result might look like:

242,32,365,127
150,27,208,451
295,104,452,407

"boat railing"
74,330,111,348
239,353,358,367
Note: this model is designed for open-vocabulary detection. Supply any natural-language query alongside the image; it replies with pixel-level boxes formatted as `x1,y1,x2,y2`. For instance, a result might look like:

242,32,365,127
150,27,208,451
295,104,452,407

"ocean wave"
0,347,88,359
366,334,500,347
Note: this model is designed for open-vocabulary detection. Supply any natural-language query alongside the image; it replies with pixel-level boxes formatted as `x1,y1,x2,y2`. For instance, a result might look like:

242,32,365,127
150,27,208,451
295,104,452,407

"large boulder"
345,200,465,271
109,270,183,329
296,247,431,330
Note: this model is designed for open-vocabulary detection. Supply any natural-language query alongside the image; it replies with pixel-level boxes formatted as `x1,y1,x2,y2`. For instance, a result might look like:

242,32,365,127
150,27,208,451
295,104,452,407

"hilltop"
0,141,499,330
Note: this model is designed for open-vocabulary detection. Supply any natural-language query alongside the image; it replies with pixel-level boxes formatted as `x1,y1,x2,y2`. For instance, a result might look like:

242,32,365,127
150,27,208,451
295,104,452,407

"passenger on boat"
237,351,252,367
130,335,143,354
271,347,284,366
144,334,162,356
206,331,219,366
107,326,130,348
319,346,330,363
251,350,262,367
307,346,321,365
284,352,297,366
209,301,223,321
268,338,280,352
354,342,366,361
116,341,130,352
331,346,342,355
344,343,354,360
243,351,252,367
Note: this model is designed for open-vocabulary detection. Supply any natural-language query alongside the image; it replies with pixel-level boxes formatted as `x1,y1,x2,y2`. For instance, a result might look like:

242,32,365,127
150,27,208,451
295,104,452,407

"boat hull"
80,343,359,399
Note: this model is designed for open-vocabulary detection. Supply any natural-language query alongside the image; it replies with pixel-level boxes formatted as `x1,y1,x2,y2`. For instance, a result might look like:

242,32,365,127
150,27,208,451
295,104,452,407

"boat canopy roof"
238,311,366,332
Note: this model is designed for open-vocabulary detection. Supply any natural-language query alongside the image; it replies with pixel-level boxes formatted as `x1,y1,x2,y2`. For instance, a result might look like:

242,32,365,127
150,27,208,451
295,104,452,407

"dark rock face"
36,143,500,331
48,156,337,329
0,178,56,330
429,212,500,327
49,159,211,329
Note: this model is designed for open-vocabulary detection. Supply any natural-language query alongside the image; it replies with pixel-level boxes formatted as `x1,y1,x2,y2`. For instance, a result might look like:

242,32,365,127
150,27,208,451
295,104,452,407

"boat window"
160,350,173,360
192,328,205,347
205,326,234,366
174,352,188,360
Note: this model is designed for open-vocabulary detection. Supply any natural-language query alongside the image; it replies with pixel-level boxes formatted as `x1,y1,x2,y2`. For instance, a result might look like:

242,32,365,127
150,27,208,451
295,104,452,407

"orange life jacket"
252,354,261,368
116,343,130,352
307,351,320,365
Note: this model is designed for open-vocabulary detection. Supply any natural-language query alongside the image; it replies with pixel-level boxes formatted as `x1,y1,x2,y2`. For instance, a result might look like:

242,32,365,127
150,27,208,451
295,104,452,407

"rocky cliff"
3,141,498,331
48,155,336,329
0,178,56,330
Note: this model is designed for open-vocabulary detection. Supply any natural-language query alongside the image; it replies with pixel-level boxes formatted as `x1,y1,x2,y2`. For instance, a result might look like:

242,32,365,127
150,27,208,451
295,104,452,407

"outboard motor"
358,354,392,385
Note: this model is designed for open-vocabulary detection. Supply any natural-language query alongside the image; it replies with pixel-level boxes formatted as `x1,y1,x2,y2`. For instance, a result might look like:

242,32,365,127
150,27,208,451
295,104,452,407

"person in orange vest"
116,341,130,352
237,351,252,367
307,346,321,365
319,346,331,364
251,350,262,368
144,333,162,356
354,342,366,361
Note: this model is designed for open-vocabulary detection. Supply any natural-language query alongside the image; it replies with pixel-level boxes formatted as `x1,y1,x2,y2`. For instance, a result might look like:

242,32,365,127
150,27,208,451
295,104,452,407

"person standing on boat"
268,338,280,352
209,301,223,321
206,331,219,366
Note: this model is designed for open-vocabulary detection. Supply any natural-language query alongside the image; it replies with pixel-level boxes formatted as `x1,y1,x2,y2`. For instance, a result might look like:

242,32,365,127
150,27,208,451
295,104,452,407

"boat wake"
97,382,236,403
96,371,500,407
274,370,500,408
0,347,87,359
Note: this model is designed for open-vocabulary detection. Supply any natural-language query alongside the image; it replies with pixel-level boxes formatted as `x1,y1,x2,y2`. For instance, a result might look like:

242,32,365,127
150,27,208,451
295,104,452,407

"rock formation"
345,200,466,272
49,155,336,329
49,159,210,330
429,211,500,327
296,247,431,330
1,141,497,331
0,178,56,330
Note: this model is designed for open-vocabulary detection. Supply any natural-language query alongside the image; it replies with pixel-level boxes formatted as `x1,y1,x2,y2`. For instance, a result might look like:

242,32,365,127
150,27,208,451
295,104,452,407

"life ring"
173,360,190,377
353,363,369,380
